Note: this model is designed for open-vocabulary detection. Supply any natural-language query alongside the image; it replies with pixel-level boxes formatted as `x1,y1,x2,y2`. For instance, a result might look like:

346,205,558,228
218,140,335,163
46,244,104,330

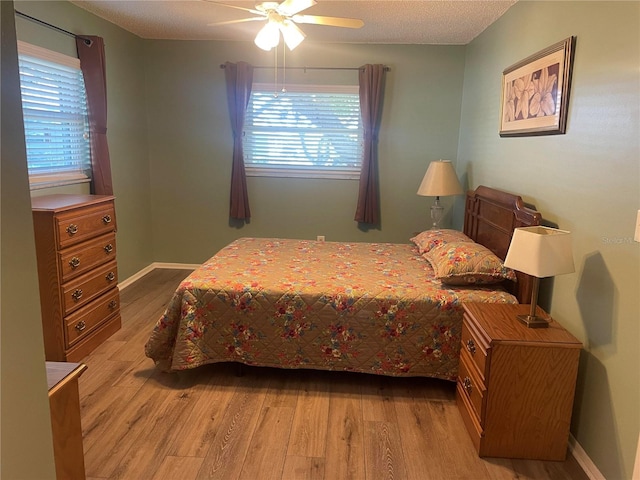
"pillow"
410,229,473,255
424,241,517,286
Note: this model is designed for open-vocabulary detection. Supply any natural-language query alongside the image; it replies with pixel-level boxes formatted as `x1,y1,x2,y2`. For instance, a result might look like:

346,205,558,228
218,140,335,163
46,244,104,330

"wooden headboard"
463,185,542,304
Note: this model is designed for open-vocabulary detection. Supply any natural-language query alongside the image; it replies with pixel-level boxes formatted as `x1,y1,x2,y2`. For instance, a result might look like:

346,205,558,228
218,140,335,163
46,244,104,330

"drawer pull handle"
463,376,473,396
102,214,112,224
466,339,476,355
66,224,78,235
108,300,118,309
106,272,115,282
69,257,81,269
71,289,83,301
75,321,86,332
104,243,114,254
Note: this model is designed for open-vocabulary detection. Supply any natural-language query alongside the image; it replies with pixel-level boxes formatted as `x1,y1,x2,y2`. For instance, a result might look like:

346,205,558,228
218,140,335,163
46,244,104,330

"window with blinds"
17,41,91,189
243,84,363,179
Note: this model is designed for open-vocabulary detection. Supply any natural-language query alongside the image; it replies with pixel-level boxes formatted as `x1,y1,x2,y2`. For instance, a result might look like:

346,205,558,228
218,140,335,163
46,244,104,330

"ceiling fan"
204,0,364,51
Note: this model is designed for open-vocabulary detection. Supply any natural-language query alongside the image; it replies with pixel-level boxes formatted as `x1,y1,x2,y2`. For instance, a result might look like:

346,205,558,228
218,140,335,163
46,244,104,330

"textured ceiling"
69,0,517,45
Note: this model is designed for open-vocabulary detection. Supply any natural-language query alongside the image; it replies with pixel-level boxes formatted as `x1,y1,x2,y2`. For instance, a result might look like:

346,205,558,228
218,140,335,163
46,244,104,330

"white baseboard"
569,434,605,480
118,262,200,290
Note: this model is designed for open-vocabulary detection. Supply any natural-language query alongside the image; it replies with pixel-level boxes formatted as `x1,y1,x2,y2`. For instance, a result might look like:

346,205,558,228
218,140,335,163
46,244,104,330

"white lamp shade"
504,226,575,278
635,210,640,242
417,160,463,197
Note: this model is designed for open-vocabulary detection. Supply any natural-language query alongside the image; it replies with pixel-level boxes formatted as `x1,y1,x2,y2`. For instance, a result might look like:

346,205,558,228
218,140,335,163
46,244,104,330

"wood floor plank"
281,456,325,480
166,364,240,458
106,371,213,479
239,406,295,480
80,384,140,454
361,375,397,423
76,269,589,480
286,371,331,458
151,456,205,480
364,420,407,480
391,381,444,479
83,370,201,478
323,377,366,480
422,397,490,479
262,368,301,408
195,372,270,480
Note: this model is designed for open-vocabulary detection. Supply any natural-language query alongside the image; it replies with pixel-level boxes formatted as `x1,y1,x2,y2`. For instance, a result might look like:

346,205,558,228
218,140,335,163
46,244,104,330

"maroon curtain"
354,64,386,225
76,36,113,196
224,61,253,220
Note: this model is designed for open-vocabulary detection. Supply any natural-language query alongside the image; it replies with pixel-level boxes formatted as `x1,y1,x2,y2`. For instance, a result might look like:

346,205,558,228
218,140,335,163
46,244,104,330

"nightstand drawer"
56,203,116,249
65,288,120,347
62,261,118,314
59,233,117,282
458,348,486,424
461,316,489,380
456,383,483,454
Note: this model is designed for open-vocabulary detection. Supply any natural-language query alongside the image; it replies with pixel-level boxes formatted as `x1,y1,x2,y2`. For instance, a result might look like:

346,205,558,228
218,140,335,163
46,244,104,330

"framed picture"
499,36,576,137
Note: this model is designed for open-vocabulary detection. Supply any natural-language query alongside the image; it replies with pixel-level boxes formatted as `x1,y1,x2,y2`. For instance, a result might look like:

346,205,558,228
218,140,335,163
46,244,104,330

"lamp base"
430,196,444,229
516,314,550,328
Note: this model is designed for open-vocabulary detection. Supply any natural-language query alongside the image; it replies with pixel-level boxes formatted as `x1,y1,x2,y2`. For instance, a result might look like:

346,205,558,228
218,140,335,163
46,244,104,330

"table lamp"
504,226,575,328
417,160,463,229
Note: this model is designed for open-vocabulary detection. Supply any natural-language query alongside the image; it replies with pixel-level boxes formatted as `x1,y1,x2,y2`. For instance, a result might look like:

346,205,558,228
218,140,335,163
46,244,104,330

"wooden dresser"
456,303,582,461
32,194,121,361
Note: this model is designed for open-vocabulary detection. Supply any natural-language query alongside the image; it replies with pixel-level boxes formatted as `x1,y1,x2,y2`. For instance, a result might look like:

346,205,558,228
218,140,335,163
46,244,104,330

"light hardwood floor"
79,268,589,480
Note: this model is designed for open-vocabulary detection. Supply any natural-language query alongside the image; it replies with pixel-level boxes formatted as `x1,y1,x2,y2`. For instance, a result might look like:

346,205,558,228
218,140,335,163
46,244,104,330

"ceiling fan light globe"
279,20,305,50
255,21,280,50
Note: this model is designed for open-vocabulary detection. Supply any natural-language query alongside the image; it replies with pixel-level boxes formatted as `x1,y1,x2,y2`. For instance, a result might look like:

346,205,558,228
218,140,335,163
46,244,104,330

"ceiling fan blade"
208,17,266,26
200,0,265,16
278,0,317,16
292,14,364,29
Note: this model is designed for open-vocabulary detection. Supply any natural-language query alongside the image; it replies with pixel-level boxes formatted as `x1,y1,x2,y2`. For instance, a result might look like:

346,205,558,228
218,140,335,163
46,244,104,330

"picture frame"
499,36,576,137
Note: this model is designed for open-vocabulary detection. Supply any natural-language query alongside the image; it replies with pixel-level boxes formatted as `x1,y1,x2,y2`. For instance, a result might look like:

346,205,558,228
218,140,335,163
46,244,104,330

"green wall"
1,1,56,477
458,2,640,478
143,40,466,263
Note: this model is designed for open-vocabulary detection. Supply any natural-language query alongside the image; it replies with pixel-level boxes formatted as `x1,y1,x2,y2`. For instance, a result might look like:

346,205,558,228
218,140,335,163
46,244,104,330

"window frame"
243,83,363,180
17,41,92,190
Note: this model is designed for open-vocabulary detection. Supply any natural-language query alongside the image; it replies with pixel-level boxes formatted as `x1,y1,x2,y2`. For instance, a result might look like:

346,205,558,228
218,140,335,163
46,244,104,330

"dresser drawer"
458,349,486,424
65,288,120,348
59,233,117,282
56,203,116,249
461,314,489,380
62,261,118,314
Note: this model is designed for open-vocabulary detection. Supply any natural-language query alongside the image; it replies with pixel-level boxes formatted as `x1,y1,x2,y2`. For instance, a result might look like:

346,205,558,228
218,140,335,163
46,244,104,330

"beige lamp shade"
417,160,463,197
635,210,640,242
504,226,575,278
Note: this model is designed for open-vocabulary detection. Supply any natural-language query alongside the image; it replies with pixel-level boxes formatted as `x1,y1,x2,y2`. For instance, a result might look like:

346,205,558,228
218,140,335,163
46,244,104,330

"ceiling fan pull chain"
273,44,279,97
282,43,287,94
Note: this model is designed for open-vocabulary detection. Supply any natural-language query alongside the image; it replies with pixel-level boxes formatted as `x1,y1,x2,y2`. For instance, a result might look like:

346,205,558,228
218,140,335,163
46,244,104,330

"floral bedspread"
145,238,517,380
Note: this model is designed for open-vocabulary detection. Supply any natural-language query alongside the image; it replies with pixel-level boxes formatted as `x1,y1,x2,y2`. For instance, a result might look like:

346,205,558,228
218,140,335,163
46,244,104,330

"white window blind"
17,41,91,189
243,84,363,179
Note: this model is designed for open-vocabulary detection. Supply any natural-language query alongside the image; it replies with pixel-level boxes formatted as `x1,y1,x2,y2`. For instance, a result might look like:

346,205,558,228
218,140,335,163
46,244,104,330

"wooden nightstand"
456,303,582,461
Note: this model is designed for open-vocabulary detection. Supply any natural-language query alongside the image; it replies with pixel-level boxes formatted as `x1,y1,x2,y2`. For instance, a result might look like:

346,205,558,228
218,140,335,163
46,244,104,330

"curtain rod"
220,64,390,72
14,10,92,45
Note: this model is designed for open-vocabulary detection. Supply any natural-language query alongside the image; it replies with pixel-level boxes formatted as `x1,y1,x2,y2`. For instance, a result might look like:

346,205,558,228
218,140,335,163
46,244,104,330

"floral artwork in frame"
500,37,576,136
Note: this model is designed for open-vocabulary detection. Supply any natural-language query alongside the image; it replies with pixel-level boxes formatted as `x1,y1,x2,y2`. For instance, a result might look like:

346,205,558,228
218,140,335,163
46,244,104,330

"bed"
145,186,541,381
